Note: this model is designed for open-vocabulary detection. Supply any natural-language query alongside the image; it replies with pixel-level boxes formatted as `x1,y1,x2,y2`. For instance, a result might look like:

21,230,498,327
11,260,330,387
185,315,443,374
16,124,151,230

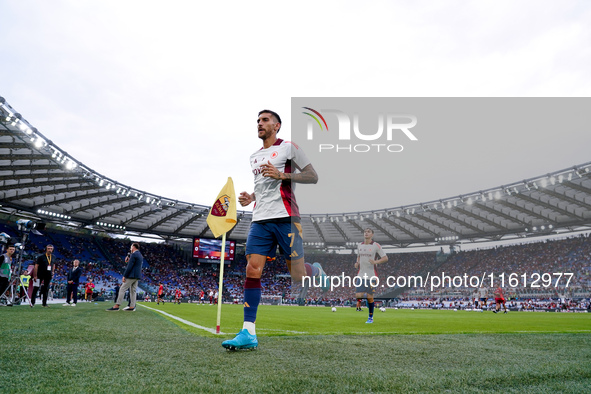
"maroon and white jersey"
357,241,386,277
250,139,311,222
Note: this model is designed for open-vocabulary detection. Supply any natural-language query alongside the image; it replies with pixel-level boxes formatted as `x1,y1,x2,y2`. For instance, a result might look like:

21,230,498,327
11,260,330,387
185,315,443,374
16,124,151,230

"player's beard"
258,128,273,141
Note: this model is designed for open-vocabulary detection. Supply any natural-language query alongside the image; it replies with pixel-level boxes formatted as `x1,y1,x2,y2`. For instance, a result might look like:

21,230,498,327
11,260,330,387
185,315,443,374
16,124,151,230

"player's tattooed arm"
282,163,318,184
261,161,318,184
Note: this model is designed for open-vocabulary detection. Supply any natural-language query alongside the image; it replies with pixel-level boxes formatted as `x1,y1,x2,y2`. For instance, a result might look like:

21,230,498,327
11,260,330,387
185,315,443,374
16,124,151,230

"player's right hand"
238,191,253,206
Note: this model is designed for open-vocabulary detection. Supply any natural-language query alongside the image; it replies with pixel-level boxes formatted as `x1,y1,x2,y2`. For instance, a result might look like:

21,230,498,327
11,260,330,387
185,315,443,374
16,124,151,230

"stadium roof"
1,97,591,248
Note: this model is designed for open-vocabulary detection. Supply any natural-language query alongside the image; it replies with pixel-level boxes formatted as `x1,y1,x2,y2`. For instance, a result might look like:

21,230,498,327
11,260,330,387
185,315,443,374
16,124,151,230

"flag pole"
215,232,227,334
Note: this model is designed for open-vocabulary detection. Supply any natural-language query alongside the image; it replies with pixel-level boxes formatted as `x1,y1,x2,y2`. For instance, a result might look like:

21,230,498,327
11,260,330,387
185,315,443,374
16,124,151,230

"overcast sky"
1,1,590,215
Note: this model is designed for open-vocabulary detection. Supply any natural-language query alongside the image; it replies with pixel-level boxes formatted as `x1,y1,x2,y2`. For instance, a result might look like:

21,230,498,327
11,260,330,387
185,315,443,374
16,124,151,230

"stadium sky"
1,1,591,215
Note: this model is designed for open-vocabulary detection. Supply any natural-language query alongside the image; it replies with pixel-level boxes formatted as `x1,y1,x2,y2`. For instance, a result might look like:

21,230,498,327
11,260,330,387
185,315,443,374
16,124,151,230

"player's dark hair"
132,242,140,250
45,244,54,250
258,109,282,132
364,228,374,234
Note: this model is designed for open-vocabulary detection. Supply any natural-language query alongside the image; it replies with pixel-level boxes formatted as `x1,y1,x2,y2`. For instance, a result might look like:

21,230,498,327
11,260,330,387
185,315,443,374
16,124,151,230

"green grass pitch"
1,302,590,392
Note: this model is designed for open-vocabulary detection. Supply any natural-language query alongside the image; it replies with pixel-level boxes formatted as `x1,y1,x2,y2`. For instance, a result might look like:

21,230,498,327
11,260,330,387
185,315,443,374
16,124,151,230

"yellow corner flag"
207,177,237,334
206,177,237,238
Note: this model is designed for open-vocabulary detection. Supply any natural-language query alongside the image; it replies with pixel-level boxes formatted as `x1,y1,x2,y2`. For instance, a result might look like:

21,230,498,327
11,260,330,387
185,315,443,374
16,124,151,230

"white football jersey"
250,139,311,222
357,241,386,278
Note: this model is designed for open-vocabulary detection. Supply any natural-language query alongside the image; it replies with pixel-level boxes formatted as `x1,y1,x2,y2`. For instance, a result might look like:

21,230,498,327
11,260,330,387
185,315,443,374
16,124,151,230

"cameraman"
0,244,16,305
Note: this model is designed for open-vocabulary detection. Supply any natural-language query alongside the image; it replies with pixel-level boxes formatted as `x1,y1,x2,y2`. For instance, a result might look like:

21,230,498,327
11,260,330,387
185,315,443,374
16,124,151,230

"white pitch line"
140,304,225,335
258,328,310,334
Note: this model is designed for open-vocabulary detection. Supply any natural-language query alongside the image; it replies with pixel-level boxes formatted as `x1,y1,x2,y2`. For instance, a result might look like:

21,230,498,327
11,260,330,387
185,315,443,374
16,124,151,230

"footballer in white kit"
222,109,326,351
355,228,388,323
249,138,310,222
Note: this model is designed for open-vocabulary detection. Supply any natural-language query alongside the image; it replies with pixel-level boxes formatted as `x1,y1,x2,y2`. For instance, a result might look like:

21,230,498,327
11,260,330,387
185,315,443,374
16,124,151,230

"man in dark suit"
32,244,55,308
106,243,143,312
63,259,82,306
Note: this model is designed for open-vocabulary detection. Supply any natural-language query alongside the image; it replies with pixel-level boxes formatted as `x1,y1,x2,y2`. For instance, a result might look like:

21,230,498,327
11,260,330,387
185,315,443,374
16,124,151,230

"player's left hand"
261,161,283,180
369,259,376,265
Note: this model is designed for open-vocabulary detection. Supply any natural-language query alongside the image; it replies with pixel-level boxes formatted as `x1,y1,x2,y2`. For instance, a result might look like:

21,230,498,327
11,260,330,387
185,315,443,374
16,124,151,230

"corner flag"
206,177,237,238
207,177,237,334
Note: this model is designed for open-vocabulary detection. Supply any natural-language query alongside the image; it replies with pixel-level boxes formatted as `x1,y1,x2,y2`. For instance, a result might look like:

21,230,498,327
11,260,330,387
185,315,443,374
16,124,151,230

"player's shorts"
246,218,304,260
355,285,377,297
480,298,487,302
355,277,378,296
495,297,505,303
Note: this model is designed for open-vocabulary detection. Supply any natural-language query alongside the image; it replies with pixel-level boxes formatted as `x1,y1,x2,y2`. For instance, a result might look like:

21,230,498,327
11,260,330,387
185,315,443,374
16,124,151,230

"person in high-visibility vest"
19,269,31,299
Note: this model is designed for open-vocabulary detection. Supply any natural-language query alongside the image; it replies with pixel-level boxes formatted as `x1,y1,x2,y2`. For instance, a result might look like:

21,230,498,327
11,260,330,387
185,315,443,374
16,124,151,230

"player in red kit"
493,287,508,314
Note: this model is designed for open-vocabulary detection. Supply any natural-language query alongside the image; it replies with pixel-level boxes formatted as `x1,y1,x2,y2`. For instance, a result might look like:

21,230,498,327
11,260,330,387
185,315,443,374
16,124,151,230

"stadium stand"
2,217,589,310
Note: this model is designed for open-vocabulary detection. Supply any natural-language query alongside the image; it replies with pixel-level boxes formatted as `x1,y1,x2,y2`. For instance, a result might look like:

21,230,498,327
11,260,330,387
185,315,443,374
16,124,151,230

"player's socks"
243,321,256,336
295,283,308,305
368,301,375,318
312,262,330,292
292,276,309,304
243,277,261,331
304,263,320,277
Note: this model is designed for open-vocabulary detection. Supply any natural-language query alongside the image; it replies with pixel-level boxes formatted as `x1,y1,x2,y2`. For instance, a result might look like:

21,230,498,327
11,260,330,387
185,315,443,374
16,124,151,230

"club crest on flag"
206,177,237,238
211,195,231,217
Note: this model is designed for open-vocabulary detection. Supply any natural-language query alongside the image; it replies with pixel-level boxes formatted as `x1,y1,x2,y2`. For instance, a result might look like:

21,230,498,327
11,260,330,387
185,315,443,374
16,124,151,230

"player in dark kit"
493,287,508,314
157,283,164,305
222,110,327,351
